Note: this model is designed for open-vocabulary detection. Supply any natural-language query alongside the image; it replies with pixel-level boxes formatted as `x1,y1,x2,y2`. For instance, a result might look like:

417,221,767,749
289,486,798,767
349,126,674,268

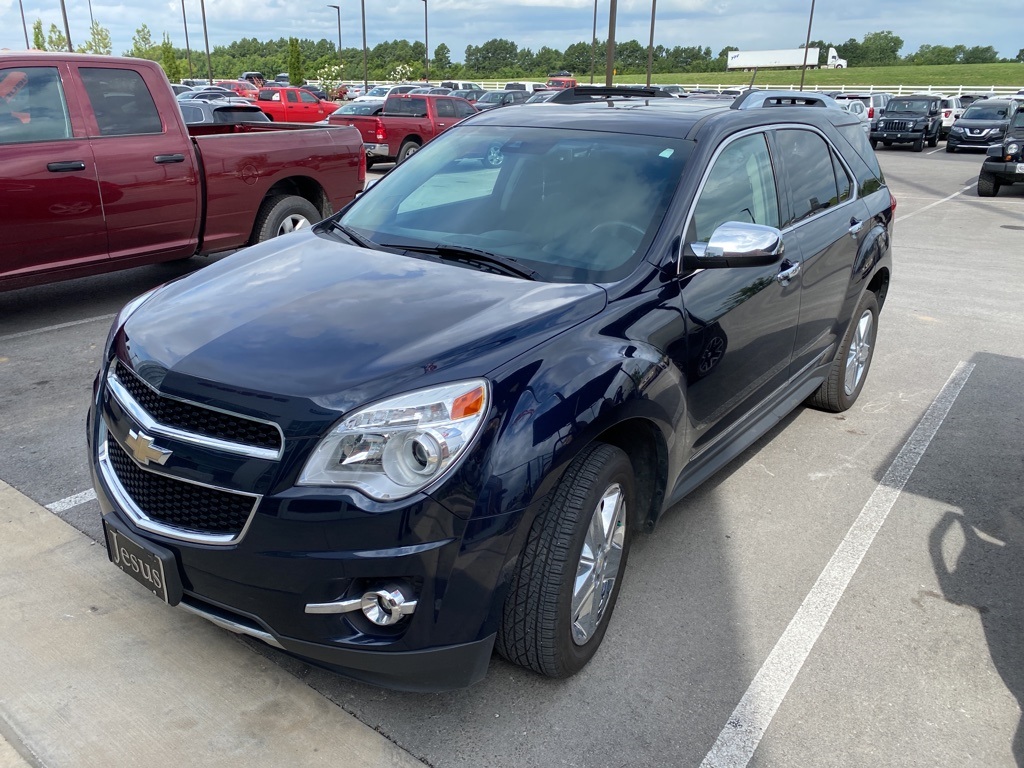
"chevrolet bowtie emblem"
125,429,172,466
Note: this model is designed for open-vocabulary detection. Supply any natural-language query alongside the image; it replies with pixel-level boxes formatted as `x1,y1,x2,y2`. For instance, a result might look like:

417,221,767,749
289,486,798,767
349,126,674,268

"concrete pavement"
0,481,424,768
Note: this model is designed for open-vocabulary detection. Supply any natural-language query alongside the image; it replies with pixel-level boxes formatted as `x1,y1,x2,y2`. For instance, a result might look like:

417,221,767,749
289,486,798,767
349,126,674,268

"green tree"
859,30,903,66
962,45,999,64
32,19,46,50
127,24,156,58
46,23,68,52
562,41,593,77
159,34,183,81
465,39,518,77
533,46,563,76
1016,48,1024,63
433,43,452,74
614,40,645,72
78,22,113,55
287,37,305,84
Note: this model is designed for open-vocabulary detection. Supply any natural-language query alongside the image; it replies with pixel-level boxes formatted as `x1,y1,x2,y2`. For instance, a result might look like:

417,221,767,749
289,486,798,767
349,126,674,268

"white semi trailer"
727,47,847,69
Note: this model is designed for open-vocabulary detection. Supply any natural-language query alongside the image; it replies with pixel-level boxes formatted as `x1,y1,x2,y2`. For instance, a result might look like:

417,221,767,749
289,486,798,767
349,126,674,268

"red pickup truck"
0,53,364,291
255,86,340,123
328,93,477,168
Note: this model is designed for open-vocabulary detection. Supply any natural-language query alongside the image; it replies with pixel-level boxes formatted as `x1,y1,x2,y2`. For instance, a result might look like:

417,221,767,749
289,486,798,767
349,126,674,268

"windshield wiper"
325,221,379,250
382,243,540,280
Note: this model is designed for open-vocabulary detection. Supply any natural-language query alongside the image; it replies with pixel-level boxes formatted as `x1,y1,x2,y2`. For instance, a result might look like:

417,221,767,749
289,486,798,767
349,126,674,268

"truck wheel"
807,291,879,413
397,140,421,163
496,443,634,678
365,158,375,171
252,195,321,243
912,136,924,152
977,171,1000,197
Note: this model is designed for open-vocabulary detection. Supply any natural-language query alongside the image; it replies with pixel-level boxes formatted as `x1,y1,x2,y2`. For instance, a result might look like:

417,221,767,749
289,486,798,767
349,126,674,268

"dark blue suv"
89,90,893,690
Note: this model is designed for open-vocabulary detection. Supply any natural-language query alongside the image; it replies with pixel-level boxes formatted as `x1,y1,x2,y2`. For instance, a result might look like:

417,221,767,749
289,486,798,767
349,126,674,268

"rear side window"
454,101,476,119
837,123,885,197
691,133,779,242
435,99,456,118
0,66,72,144
773,129,839,226
80,67,162,136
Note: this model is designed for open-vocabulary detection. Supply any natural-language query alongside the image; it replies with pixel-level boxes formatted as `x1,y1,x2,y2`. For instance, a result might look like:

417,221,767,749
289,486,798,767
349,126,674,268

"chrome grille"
106,436,256,536
115,360,281,452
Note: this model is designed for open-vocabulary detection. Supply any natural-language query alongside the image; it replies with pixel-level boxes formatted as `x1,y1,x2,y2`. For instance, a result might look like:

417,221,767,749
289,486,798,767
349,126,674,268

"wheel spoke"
571,481,627,645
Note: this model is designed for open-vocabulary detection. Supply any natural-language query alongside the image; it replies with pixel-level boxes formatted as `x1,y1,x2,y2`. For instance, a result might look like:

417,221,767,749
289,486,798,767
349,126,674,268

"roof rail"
545,86,674,104
732,90,840,110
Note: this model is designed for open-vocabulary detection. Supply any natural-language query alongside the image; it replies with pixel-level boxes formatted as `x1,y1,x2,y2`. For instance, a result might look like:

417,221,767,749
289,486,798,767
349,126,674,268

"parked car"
240,71,265,87
255,86,341,122
178,101,269,125
870,94,942,151
89,86,892,691
354,84,418,102
328,99,385,117
170,83,192,96
176,88,252,105
450,88,486,103
838,98,870,133
504,81,547,93
475,89,529,110
977,107,1024,196
833,92,890,121
525,89,561,104
546,76,577,89
0,52,364,291
328,92,477,167
655,84,688,97
946,99,1017,152
216,80,259,99
958,93,992,108
936,95,964,138
300,84,329,101
344,84,364,99
409,87,452,95
440,80,483,91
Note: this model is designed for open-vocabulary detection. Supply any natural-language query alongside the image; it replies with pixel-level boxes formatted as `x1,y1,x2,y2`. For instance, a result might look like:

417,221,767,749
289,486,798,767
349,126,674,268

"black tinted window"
454,101,476,118
691,133,779,242
80,67,162,136
0,66,72,144
435,99,456,118
836,124,884,197
774,129,839,226
832,152,852,203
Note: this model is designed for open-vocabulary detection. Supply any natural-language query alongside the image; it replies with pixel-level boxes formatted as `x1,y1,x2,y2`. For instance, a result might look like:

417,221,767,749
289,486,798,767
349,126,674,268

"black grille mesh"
115,360,281,451
107,437,255,535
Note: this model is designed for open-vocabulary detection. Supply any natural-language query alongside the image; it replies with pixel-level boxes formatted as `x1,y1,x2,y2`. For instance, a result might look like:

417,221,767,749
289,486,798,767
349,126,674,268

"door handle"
848,218,864,238
776,260,801,285
47,160,86,172
153,154,186,164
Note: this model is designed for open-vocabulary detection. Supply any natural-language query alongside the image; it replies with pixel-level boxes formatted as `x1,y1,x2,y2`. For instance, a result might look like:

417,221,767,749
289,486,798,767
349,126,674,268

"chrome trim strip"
98,422,261,546
179,601,284,649
107,365,283,461
305,598,363,614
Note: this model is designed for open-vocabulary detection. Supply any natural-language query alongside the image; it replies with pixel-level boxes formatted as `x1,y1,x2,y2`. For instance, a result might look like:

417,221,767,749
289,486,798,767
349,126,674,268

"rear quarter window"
836,123,884,197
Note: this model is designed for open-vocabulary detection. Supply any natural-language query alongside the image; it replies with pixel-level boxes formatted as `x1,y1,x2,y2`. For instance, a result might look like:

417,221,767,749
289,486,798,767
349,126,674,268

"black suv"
978,107,1024,196
871,94,942,151
90,90,893,691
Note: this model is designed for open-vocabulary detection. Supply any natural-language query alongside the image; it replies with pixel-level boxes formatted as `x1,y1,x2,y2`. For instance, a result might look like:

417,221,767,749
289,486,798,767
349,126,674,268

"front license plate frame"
103,516,183,605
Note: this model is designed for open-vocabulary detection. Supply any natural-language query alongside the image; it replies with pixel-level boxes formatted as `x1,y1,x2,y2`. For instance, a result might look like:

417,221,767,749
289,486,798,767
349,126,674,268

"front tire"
870,139,878,150
496,443,634,678
808,292,879,413
251,195,321,244
927,129,938,148
946,144,956,153
978,171,1000,197
912,136,924,152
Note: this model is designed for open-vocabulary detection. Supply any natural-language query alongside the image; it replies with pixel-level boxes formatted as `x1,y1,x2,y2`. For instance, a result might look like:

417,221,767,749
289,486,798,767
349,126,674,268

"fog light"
360,585,417,626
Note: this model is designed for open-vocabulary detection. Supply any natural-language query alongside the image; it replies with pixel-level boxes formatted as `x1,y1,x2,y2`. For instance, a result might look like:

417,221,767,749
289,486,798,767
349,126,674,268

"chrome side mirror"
682,222,784,271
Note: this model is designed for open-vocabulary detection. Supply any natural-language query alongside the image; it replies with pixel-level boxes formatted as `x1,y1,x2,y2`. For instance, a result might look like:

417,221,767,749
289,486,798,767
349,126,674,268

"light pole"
589,0,597,84
327,4,343,86
799,0,815,91
421,0,429,81
17,0,29,48
360,0,368,91
645,0,656,86
58,0,73,51
604,0,617,86
181,0,194,78
199,0,213,84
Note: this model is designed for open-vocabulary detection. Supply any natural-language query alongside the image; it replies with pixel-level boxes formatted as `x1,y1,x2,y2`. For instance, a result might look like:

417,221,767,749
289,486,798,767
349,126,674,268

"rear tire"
251,195,321,244
807,291,879,413
496,443,634,678
397,140,421,163
977,171,1000,197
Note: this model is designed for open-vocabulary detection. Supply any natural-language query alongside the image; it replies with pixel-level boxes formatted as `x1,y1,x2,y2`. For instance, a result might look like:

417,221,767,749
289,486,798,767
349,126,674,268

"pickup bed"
0,53,364,291
328,93,477,167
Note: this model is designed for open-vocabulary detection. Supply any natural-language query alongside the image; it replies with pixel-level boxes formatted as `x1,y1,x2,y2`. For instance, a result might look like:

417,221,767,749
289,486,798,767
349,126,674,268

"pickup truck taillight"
374,118,387,143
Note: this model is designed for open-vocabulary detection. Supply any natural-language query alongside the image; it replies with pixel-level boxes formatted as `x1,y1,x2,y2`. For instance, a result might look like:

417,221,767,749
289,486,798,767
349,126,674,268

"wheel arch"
262,175,331,217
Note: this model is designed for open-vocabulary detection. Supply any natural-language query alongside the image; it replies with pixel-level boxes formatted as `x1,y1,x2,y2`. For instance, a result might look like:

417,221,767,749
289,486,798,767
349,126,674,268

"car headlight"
950,126,963,134
1007,142,1020,156
103,287,161,359
298,379,490,501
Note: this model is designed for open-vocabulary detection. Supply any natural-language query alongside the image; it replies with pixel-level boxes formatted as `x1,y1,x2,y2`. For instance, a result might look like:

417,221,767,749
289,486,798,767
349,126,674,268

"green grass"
610,62,1024,89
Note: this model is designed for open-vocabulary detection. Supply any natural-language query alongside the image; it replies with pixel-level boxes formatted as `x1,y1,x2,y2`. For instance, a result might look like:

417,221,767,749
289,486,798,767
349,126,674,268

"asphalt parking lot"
1,145,1022,767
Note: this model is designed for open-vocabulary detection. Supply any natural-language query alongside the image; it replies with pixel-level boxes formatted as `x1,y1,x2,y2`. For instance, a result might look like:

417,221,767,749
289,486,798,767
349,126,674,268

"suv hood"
120,231,606,415
955,118,1008,130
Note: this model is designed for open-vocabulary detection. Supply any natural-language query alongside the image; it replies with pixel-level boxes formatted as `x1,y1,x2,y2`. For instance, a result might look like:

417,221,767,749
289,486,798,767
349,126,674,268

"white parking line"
0,314,115,343
45,489,97,513
700,361,975,768
926,146,946,155
896,184,977,223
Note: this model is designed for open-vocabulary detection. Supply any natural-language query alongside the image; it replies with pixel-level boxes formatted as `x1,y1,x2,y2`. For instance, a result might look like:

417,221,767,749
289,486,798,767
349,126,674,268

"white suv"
937,96,964,138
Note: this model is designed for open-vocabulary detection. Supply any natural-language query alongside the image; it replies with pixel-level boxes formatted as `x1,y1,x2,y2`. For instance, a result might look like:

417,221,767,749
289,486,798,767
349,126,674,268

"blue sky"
2,0,1021,65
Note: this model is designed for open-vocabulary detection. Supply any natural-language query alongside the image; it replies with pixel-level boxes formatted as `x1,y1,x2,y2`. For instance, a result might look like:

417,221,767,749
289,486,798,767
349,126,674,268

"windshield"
886,99,931,113
962,104,1009,120
337,102,379,114
335,125,691,283
477,92,503,104
365,86,390,98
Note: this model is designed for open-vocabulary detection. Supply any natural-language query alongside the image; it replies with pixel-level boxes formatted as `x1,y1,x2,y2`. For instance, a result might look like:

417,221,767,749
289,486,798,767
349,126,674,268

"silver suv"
834,92,890,122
